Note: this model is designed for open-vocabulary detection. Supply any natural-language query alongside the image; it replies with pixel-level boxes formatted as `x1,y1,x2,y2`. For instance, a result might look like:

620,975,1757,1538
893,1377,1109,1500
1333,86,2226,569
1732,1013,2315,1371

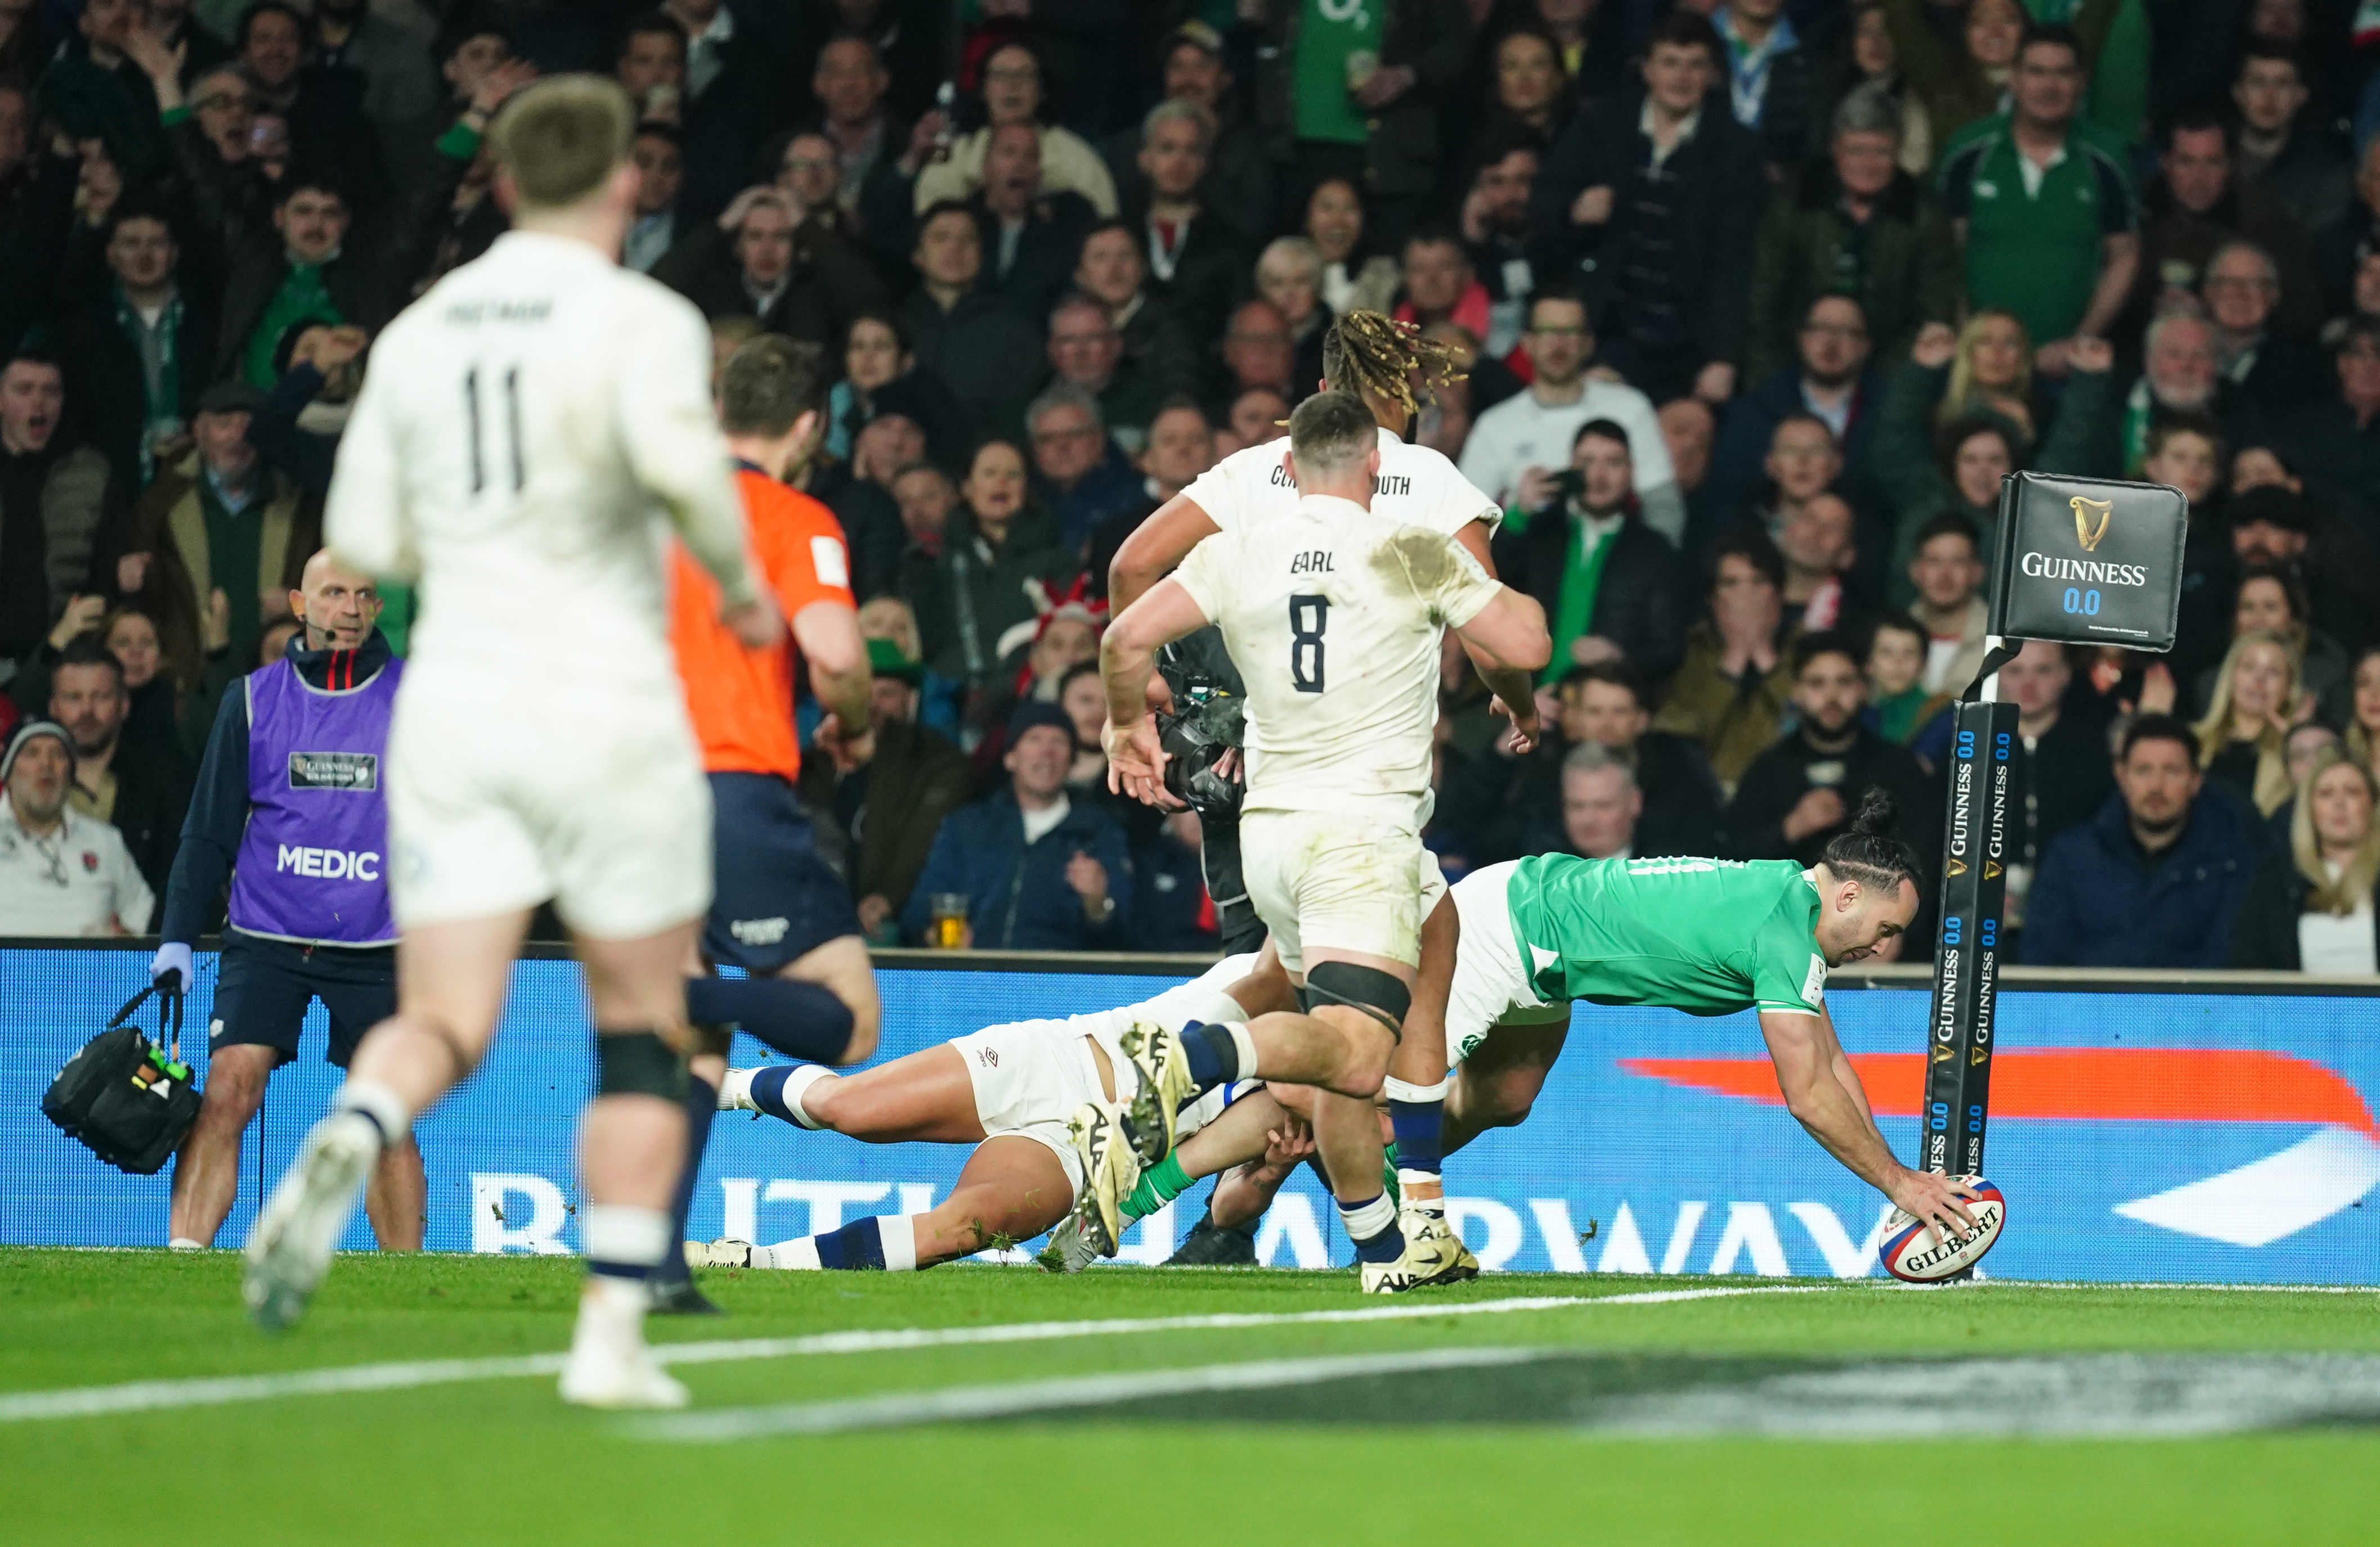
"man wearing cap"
798,637,973,945
2280,315,2380,535
2227,482,2380,655
150,549,418,1252
0,719,154,935
116,378,317,691
900,699,1132,950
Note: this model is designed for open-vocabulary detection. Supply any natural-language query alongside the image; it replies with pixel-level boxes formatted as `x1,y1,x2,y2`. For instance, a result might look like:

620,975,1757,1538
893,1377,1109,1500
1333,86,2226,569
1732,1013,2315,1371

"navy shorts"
704,771,860,973
207,931,398,1069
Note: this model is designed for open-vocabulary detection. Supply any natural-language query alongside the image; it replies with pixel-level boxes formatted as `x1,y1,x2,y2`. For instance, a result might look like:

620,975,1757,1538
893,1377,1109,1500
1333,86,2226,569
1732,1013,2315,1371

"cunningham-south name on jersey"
323,230,751,694
1173,495,1501,820
1182,428,1502,538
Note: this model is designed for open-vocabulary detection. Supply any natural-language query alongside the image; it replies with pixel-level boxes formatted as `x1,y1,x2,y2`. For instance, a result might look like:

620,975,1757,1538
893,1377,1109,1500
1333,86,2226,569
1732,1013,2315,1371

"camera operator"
1490,419,1688,687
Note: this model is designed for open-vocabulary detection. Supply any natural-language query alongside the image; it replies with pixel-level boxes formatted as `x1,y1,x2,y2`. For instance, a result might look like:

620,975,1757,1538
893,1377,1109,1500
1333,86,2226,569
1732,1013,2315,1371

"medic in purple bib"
150,551,423,1253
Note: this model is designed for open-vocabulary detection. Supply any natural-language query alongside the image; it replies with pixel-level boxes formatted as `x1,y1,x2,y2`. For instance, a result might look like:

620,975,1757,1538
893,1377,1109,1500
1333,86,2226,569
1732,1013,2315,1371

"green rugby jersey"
1503,854,1828,1017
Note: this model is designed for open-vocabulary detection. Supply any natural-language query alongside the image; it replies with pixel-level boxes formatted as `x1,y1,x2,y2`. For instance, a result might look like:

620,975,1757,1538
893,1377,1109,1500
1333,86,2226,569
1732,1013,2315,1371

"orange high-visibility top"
670,465,854,780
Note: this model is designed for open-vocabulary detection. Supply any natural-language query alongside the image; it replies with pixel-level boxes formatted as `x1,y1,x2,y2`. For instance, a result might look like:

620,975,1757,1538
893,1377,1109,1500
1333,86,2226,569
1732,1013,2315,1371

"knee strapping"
593,1030,689,1101
1301,962,1411,1035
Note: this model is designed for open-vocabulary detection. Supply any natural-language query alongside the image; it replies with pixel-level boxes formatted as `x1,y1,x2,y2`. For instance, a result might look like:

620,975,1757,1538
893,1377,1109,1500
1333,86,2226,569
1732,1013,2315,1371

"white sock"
576,1272,651,1333
167,1236,204,1251
333,1077,410,1146
780,1064,836,1130
716,1068,755,1111
880,1216,918,1272
1381,1074,1451,1103
755,1237,823,1270
1222,1021,1260,1079
1338,1192,1398,1241
1396,1173,1447,1215
582,1204,671,1271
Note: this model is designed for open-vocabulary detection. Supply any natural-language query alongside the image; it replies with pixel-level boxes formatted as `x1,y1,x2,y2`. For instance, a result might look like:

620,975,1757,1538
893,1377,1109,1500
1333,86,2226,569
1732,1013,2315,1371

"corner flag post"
1917,473,2190,1202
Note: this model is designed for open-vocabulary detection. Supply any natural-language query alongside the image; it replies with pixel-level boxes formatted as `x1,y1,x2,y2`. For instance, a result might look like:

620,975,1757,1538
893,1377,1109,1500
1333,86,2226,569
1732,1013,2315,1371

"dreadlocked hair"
1821,788,1923,896
1320,310,1465,421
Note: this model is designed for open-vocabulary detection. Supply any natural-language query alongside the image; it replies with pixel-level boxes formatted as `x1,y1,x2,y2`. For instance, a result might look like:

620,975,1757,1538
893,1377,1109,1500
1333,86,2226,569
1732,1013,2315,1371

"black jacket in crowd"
2227,853,2380,970
1720,723,1938,869
1529,88,1767,374
1491,503,1688,686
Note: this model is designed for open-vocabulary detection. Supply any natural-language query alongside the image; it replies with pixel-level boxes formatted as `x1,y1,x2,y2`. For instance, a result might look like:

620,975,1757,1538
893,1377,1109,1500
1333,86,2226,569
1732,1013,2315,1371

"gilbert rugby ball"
1879,1177,2006,1282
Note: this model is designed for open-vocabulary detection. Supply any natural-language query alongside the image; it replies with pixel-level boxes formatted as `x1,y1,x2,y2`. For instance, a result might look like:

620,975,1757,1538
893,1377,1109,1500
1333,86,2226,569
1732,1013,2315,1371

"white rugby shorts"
1242,808,1435,976
954,1017,1244,1203
1444,859,1569,1065
386,680,712,938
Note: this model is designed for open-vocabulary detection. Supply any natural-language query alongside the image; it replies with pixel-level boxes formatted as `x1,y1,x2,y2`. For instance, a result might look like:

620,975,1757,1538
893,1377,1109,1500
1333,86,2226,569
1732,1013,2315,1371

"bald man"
154,551,424,1251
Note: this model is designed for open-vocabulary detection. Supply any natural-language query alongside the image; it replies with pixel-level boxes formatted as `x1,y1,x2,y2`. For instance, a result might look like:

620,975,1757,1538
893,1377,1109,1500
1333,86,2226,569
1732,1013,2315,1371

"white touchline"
630,1346,1553,1442
0,1285,1826,1425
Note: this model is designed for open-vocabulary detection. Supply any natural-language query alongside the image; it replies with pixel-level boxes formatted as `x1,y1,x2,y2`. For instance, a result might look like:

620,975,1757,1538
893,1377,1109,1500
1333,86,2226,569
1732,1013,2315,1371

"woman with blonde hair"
2346,646,2380,779
1935,310,2034,435
2230,748,2380,973
2193,629,2308,816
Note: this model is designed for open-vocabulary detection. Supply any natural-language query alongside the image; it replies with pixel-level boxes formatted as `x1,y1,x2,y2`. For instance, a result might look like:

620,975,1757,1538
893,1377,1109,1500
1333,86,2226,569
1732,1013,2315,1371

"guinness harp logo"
2071,495,2114,552
1945,857,1969,878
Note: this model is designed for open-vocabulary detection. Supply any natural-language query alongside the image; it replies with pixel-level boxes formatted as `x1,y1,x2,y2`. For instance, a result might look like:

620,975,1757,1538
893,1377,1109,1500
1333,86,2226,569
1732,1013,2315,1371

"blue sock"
688,975,855,1063
1387,1099,1442,1173
1339,1192,1404,1264
813,1217,889,1271
1179,1021,1241,1094
748,1064,805,1124
651,1073,718,1287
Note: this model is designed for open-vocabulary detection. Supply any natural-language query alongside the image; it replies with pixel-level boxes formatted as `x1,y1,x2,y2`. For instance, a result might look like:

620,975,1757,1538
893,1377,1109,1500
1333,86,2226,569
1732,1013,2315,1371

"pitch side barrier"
7,940,2377,1282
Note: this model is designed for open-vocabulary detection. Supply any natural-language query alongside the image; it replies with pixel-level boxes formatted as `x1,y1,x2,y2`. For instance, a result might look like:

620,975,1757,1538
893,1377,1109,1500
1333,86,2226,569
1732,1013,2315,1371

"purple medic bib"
227,653,402,944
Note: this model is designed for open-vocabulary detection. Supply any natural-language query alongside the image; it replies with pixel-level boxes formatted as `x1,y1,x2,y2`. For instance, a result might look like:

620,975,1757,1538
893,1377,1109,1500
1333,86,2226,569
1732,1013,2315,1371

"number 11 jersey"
1171,493,1501,823
325,229,752,700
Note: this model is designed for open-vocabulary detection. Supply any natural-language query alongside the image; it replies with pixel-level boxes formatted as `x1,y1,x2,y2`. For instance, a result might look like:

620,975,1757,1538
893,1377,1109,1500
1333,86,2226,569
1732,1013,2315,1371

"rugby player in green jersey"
1099,790,1984,1258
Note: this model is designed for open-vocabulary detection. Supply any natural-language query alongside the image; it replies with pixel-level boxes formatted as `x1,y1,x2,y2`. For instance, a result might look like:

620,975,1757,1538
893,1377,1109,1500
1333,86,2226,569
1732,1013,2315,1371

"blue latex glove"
151,941,194,992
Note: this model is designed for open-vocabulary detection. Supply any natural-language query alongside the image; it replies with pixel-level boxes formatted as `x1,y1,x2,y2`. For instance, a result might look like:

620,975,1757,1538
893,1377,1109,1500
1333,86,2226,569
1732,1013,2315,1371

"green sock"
1381,1141,1401,1206
1120,1152,1193,1222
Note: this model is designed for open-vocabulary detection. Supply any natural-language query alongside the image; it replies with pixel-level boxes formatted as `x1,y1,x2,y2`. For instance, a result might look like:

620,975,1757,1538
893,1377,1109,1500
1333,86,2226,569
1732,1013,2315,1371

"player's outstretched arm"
1100,576,1212,808
1107,493,1218,615
1451,587,1551,750
1758,1008,1979,1242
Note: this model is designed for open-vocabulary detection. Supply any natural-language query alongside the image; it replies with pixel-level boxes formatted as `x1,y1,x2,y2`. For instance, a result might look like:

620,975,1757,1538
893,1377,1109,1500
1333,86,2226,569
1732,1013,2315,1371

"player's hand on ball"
1888,1168,1982,1248
721,589,783,651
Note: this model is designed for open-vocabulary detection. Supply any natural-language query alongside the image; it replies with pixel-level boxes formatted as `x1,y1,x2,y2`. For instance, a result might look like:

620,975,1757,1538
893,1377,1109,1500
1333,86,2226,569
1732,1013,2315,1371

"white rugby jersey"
1173,494,1501,821
1181,428,1501,540
325,230,753,694
0,799,153,936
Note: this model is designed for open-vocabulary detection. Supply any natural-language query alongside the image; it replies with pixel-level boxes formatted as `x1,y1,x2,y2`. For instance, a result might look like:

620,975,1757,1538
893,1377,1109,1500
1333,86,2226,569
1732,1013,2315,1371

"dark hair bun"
1850,786,1900,838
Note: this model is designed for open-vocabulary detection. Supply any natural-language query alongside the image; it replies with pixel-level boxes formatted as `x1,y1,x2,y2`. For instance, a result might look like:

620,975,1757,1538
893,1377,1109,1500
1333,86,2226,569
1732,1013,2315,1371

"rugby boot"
1043,1211,1103,1273
1400,1208,1478,1284
242,1111,378,1331
1166,1211,1260,1267
558,1284,689,1410
647,1277,724,1316
1066,1099,1144,1256
1358,1214,1476,1294
1118,1020,1194,1164
686,1239,754,1268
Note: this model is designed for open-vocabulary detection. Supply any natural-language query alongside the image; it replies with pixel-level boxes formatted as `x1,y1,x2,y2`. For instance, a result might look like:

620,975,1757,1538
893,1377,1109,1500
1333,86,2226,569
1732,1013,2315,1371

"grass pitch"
3,1249,2377,1545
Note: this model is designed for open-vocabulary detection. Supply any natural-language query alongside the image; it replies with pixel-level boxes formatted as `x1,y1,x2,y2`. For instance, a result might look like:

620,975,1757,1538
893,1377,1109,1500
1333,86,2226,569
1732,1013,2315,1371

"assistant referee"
153,551,422,1252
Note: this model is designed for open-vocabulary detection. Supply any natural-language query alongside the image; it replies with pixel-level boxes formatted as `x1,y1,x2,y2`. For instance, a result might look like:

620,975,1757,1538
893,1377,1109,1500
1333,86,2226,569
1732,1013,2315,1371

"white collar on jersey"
1293,493,1374,522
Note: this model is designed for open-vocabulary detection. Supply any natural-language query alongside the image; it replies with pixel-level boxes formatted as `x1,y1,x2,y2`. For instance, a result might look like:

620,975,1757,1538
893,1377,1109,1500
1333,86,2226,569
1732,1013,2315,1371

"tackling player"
243,77,779,1410
643,334,881,1314
688,956,1293,1272
1090,392,1549,1291
1105,311,1517,1259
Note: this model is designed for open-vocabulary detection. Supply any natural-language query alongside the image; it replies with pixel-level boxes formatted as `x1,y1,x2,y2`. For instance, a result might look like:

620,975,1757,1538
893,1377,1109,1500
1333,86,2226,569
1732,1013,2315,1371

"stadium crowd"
5,0,2380,974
